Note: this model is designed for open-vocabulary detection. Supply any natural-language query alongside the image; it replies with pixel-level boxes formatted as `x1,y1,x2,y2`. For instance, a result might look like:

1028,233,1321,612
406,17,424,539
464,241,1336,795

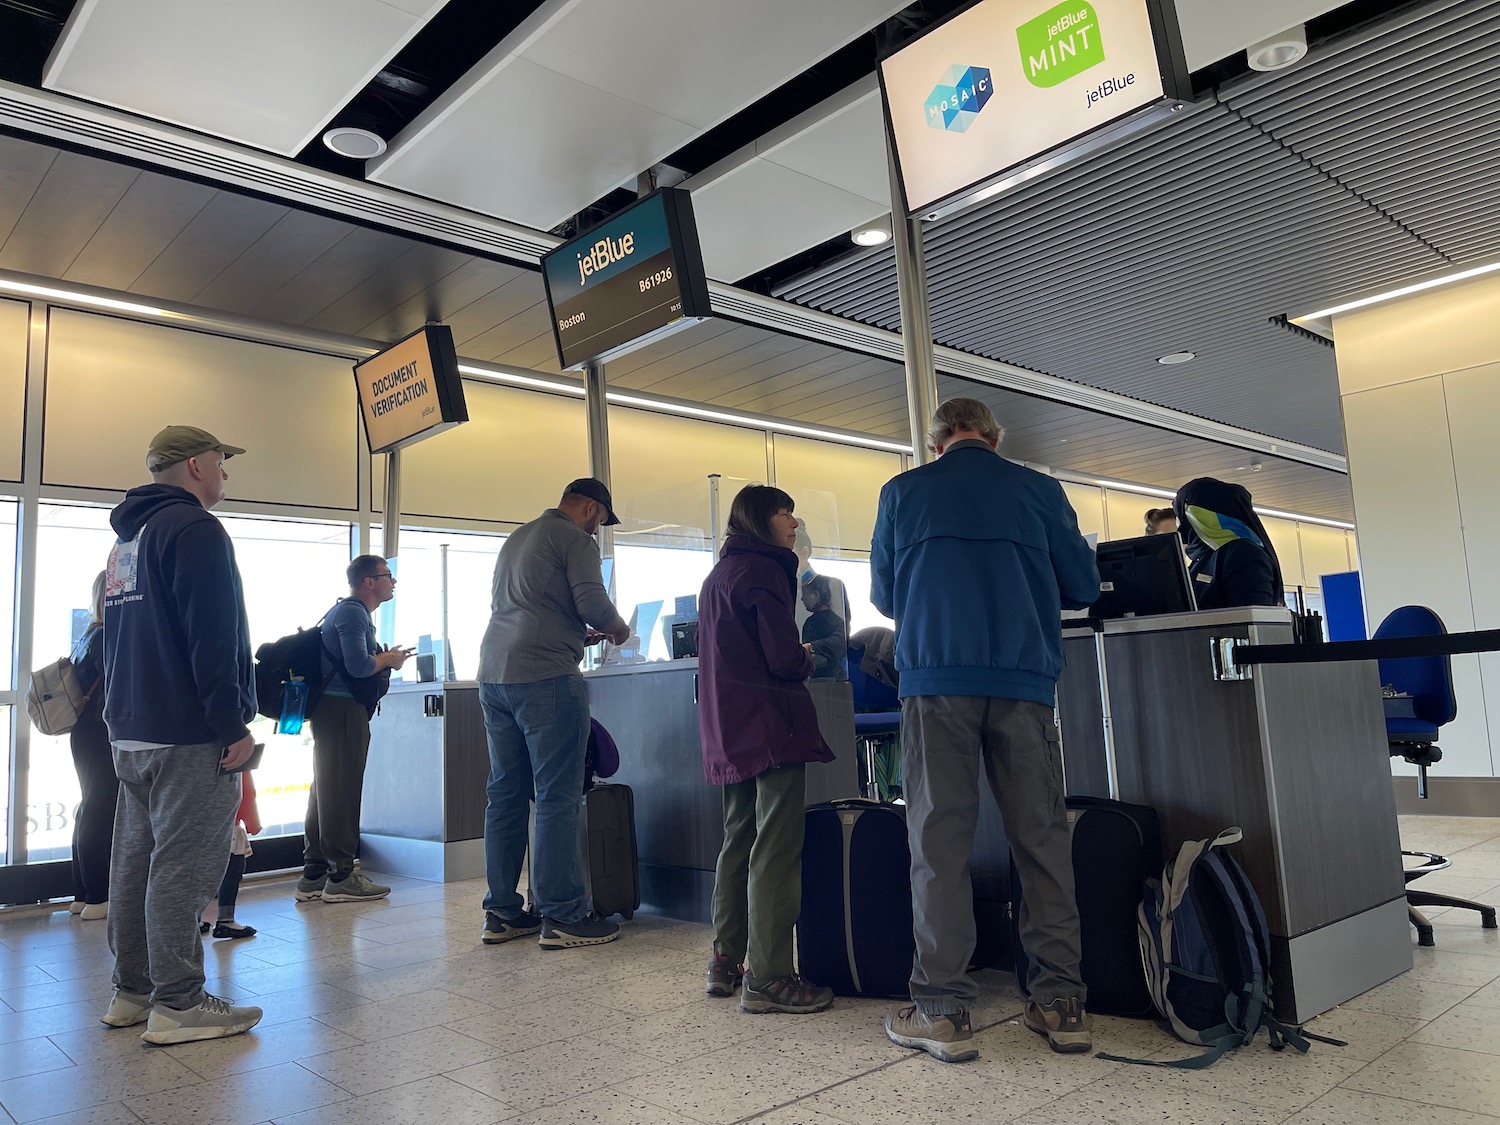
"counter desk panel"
585,659,857,922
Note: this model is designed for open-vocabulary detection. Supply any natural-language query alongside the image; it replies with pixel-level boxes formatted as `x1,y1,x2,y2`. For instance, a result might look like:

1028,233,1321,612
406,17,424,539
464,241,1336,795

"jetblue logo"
925,65,993,132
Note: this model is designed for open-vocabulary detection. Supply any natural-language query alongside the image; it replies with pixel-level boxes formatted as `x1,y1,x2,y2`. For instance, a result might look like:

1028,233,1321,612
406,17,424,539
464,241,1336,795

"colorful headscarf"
1172,476,1284,597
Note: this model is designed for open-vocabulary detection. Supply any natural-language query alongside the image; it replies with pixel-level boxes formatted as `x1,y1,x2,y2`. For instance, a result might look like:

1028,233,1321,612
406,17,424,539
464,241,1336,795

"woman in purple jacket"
698,485,835,1014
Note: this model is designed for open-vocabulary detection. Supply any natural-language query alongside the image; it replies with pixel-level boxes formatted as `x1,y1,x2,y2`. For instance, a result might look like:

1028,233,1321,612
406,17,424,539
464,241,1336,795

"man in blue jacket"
872,398,1100,1062
98,425,263,1045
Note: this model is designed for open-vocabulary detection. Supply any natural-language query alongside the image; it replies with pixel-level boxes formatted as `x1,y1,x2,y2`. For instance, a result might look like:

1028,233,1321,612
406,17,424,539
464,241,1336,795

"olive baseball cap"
146,425,247,472
563,477,621,525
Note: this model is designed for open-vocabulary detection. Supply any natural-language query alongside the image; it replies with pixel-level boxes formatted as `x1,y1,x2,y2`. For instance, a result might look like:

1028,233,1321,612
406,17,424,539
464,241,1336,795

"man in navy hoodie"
97,425,264,1045
872,398,1100,1063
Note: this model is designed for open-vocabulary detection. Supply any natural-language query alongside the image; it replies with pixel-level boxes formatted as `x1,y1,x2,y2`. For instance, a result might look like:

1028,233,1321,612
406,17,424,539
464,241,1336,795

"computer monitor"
1090,534,1197,619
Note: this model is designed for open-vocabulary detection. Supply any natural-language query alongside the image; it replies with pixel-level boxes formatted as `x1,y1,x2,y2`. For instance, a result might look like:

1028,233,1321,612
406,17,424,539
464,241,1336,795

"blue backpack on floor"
1100,827,1344,1069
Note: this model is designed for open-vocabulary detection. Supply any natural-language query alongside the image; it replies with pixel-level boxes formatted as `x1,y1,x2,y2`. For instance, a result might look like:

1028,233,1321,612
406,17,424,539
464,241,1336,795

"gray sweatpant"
108,742,241,1011
901,695,1084,1016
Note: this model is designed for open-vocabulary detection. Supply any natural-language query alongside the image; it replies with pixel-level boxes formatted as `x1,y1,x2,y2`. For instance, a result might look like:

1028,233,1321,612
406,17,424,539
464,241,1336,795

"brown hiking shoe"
1024,997,1092,1053
706,953,744,997
884,1004,978,1063
740,972,833,1014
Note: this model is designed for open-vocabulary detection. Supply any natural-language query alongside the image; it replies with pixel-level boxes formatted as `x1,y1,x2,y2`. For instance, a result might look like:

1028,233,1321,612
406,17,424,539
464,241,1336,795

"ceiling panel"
61,175,216,292
368,0,906,230
688,81,889,282
44,0,447,156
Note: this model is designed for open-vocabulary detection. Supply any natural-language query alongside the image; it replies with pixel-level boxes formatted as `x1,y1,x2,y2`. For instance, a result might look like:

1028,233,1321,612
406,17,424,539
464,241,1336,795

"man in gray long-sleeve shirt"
296,555,413,904
478,478,631,950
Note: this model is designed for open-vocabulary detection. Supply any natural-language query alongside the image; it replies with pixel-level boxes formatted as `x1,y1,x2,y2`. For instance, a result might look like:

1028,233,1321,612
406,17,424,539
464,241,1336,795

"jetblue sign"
542,189,712,371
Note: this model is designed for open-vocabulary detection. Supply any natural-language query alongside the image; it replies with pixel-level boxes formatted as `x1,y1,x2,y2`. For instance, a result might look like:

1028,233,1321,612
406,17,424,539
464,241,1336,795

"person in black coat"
70,570,116,919
1172,477,1284,609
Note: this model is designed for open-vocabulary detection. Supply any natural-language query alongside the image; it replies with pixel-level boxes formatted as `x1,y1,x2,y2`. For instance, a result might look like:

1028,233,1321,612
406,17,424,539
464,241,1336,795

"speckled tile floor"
1,815,1498,1125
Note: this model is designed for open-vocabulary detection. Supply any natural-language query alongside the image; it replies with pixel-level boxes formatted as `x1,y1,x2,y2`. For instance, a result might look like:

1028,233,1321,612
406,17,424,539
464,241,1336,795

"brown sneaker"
884,1004,978,1063
706,953,744,997
740,972,833,1014
1024,997,1091,1053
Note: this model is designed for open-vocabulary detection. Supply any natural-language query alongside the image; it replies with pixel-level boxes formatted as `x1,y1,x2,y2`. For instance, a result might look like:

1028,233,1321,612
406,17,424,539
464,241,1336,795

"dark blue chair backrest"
1373,606,1457,728
847,643,899,712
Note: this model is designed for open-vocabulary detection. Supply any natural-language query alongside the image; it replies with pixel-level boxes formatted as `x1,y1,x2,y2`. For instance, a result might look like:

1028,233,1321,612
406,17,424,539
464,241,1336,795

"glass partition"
370,526,508,681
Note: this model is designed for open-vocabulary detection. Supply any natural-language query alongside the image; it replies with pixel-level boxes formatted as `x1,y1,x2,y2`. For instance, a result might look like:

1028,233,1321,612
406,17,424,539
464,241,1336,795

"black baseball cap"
563,477,621,525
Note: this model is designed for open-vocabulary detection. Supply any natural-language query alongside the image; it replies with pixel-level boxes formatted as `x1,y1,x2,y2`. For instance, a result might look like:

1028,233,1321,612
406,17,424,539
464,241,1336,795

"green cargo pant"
711,764,806,979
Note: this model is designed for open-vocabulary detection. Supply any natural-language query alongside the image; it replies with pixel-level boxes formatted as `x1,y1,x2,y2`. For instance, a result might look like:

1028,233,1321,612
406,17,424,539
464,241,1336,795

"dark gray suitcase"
580,783,639,920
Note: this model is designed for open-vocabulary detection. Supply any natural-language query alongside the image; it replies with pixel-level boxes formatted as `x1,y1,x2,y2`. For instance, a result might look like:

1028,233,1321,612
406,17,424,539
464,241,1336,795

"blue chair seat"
855,711,900,736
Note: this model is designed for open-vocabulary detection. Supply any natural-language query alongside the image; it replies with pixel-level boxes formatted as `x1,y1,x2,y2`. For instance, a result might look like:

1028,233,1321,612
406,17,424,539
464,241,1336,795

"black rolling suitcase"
579,782,639,921
1010,795,1161,1017
797,799,914,997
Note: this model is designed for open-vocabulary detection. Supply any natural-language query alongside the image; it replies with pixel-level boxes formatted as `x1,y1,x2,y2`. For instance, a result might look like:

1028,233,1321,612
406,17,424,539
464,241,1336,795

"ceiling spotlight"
851,218,893,247
322,126,387,160
1156,351,1196,364
1247,26,1307,72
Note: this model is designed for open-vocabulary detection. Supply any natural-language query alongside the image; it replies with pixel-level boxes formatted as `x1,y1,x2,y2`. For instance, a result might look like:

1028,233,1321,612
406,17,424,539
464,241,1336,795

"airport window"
24,505,354,856
613,543,715,661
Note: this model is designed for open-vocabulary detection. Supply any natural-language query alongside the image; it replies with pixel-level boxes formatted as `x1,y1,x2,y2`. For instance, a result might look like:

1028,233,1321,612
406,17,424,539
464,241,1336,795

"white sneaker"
68,900,85,915
100,990,152,1028
79,901,108,921
140,994,262,1045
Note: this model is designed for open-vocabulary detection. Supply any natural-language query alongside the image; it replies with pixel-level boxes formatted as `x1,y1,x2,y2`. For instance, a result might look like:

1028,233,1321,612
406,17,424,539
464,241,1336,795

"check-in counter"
361,666,858,899
584,659,858,923
361,680,489,882
1052,606,1411,1023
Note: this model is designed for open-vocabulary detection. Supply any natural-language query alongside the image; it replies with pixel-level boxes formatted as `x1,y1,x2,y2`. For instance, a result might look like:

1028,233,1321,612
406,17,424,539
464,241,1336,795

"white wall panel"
44,310,358,509
1334,271,1500,394
1343,377,1490,776
1103,489,1158,541
771,433,900,556
1443,361,1500,777
397,381,587,525
608,407,769,543
1262,517,1304,590
1299,524,1354,589
0,298,27,482
1061,482,1105,541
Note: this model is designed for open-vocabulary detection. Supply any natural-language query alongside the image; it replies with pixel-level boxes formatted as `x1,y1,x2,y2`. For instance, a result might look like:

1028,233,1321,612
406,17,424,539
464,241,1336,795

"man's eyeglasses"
372,571,395,581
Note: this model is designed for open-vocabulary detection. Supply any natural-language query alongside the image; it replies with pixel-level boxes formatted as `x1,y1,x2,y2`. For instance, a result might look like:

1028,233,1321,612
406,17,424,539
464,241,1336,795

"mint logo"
924,65,993,132
1018,2,1104,88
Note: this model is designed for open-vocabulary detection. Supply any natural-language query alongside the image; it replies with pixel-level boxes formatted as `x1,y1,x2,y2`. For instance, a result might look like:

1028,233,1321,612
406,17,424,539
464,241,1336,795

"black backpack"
254,626,328,721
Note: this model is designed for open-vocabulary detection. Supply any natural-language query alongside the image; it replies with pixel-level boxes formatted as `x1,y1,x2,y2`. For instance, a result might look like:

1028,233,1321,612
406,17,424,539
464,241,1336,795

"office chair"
848,638,901,801
1375,605,1499,946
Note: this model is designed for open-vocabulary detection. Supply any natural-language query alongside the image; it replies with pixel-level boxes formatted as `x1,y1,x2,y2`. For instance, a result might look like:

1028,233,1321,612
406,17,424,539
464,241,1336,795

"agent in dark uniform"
1172,477,1284,609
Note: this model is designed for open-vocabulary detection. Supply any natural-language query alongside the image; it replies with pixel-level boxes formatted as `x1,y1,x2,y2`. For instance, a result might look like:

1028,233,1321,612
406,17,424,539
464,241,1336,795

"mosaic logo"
1017,1,1105,88
924,65,993,132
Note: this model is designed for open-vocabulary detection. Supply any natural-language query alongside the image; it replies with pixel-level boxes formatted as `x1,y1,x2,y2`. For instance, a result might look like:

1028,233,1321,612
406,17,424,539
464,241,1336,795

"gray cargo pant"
108,742,241,1011
902,695,1084,1016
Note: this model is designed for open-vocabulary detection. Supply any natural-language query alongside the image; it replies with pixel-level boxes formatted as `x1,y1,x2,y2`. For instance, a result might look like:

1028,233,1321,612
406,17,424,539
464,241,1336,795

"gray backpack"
26,625,100,737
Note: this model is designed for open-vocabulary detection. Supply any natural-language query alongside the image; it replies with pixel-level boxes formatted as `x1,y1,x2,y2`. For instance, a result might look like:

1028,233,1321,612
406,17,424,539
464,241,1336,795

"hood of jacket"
110,483,204,541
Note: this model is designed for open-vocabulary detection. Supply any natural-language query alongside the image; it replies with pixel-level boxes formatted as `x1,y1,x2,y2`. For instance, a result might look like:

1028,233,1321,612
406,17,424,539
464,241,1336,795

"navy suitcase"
797,799,914,997
1010,794,1162,1017
580,783,639,921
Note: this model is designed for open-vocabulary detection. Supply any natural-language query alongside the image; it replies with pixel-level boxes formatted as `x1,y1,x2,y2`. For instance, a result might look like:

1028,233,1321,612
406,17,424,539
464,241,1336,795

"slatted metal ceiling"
0,135,1350,519
780,0,1500,457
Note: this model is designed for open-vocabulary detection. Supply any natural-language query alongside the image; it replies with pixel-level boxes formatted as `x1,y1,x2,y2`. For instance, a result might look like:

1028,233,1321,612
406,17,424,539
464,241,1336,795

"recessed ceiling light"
322,127,387,160
1247,26,1307,71
1157,351,1196,364
851,218,893,247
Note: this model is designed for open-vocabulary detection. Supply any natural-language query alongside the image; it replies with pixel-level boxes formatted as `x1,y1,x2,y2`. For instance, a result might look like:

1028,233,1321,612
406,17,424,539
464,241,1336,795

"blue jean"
480,674,590,923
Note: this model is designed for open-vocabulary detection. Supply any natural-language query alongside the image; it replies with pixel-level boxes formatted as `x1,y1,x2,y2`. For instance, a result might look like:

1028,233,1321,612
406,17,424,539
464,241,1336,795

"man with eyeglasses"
296,554,414,903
